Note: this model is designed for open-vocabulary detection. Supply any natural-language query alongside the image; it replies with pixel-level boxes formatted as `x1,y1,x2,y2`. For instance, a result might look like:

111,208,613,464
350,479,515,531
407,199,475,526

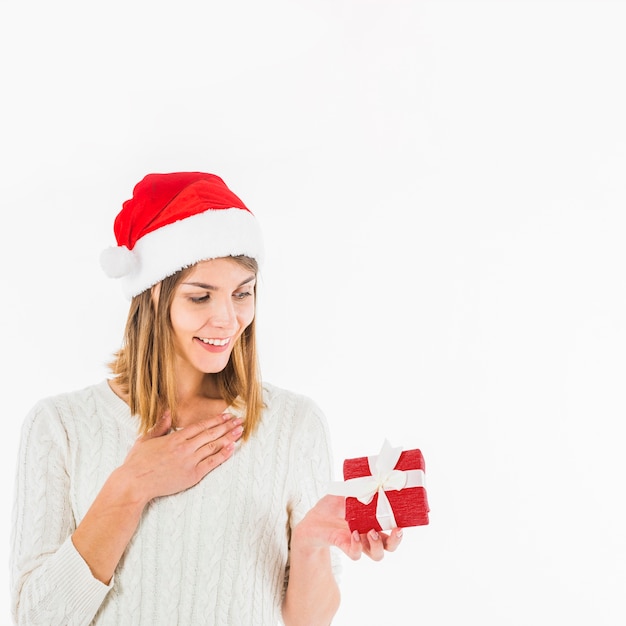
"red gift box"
329,440,430,534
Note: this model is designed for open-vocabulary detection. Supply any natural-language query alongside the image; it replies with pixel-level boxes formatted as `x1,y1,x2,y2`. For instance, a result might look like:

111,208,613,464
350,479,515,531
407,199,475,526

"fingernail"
352,530,361,542
232,426,244,437
369,530,379,541
222,413,232,421
396,529,403,538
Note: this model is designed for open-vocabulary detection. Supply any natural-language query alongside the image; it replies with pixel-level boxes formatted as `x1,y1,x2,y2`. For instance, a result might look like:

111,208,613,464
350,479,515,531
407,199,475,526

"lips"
194,336,232,353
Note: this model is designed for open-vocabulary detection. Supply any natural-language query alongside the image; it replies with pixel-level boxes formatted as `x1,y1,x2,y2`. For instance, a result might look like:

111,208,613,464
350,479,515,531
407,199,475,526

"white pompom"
100,245,136,278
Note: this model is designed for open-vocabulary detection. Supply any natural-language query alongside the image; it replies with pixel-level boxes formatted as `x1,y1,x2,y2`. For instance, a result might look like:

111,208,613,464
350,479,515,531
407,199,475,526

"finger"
382,528,403,553
189,418,244,453
363,529,385,561
339,530,363,561
194,440,237,477
172,413,241,442
179,413,239,440
351,530,364,560
196,425,244,464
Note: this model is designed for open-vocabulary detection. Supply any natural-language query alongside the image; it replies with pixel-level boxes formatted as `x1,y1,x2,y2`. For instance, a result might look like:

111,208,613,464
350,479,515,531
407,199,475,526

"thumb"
317,494,346,518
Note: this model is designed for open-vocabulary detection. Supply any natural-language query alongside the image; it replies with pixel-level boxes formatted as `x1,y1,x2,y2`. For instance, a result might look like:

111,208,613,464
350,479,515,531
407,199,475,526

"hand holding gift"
291,493,405,562
328,439,430,534
291,440,429,564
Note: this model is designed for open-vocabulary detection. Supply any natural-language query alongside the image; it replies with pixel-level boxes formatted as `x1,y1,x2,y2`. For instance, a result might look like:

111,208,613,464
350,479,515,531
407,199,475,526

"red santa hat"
100,172,264,298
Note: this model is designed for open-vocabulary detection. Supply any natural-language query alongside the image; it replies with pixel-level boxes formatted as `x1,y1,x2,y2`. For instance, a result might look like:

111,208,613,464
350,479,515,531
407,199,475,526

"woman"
10,172,403,625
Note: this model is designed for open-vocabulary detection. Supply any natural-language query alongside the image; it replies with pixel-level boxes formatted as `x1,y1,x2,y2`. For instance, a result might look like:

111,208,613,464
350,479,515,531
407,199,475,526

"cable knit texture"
11,380,340,625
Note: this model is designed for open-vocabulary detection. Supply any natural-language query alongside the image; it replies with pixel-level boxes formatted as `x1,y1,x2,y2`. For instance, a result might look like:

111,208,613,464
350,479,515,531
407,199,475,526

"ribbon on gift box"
328,440,426,531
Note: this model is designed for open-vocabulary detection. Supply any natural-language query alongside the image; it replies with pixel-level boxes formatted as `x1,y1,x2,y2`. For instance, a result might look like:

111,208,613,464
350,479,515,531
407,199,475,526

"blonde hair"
109,256,264,440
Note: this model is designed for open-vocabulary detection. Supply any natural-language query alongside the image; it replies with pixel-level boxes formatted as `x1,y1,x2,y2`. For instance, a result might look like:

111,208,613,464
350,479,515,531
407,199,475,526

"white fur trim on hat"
101,207,263,299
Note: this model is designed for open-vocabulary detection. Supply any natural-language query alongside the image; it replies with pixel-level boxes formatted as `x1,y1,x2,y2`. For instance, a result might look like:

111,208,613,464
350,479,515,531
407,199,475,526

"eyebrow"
181,275,256,290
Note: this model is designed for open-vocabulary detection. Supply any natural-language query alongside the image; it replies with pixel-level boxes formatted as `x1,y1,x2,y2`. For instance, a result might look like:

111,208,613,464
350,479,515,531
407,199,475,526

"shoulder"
24,382,105,420
20,381,133,443
261,384,335,489
262,382,326,422
261,382,331,442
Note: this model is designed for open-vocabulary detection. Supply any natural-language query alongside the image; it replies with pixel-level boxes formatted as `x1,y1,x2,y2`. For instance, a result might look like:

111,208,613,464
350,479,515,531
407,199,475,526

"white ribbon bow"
328,439,425,530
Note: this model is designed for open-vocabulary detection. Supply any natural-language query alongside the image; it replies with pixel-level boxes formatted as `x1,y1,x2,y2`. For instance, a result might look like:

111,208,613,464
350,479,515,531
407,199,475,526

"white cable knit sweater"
11,380,339,626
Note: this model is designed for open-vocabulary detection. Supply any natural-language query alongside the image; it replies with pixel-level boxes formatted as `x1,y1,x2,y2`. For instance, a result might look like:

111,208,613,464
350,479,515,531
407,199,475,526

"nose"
207,296,236,329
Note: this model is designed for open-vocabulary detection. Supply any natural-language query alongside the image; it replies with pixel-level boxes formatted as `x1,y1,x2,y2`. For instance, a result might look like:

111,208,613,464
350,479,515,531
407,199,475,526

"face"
167,257,256,381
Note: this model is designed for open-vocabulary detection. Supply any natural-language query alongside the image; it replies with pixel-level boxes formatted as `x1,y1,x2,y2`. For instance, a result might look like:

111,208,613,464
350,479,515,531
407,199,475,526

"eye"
189,294,210,303
234,290,253,300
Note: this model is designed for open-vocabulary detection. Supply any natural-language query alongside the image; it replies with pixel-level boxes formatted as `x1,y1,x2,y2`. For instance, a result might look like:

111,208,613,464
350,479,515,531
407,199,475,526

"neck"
175,370,220,400
173,373,229,428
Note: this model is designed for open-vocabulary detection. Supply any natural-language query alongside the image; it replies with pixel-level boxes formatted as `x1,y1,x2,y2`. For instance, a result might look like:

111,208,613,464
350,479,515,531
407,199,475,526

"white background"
1,1,625,624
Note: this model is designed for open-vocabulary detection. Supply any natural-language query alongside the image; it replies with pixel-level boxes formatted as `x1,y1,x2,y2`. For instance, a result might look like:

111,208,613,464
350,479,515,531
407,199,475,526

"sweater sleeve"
10,400,112,626
285,395,342,584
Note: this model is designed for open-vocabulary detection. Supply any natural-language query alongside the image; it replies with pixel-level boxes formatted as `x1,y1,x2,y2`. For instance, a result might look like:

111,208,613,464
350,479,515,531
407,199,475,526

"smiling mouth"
196,337,231,347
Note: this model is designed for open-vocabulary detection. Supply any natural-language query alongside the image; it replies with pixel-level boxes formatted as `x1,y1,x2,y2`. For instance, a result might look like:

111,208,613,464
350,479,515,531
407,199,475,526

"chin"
198,356,232,374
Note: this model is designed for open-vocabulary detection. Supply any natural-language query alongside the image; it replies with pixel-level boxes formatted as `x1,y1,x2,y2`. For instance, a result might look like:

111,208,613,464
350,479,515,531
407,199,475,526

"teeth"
198,337,230,346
